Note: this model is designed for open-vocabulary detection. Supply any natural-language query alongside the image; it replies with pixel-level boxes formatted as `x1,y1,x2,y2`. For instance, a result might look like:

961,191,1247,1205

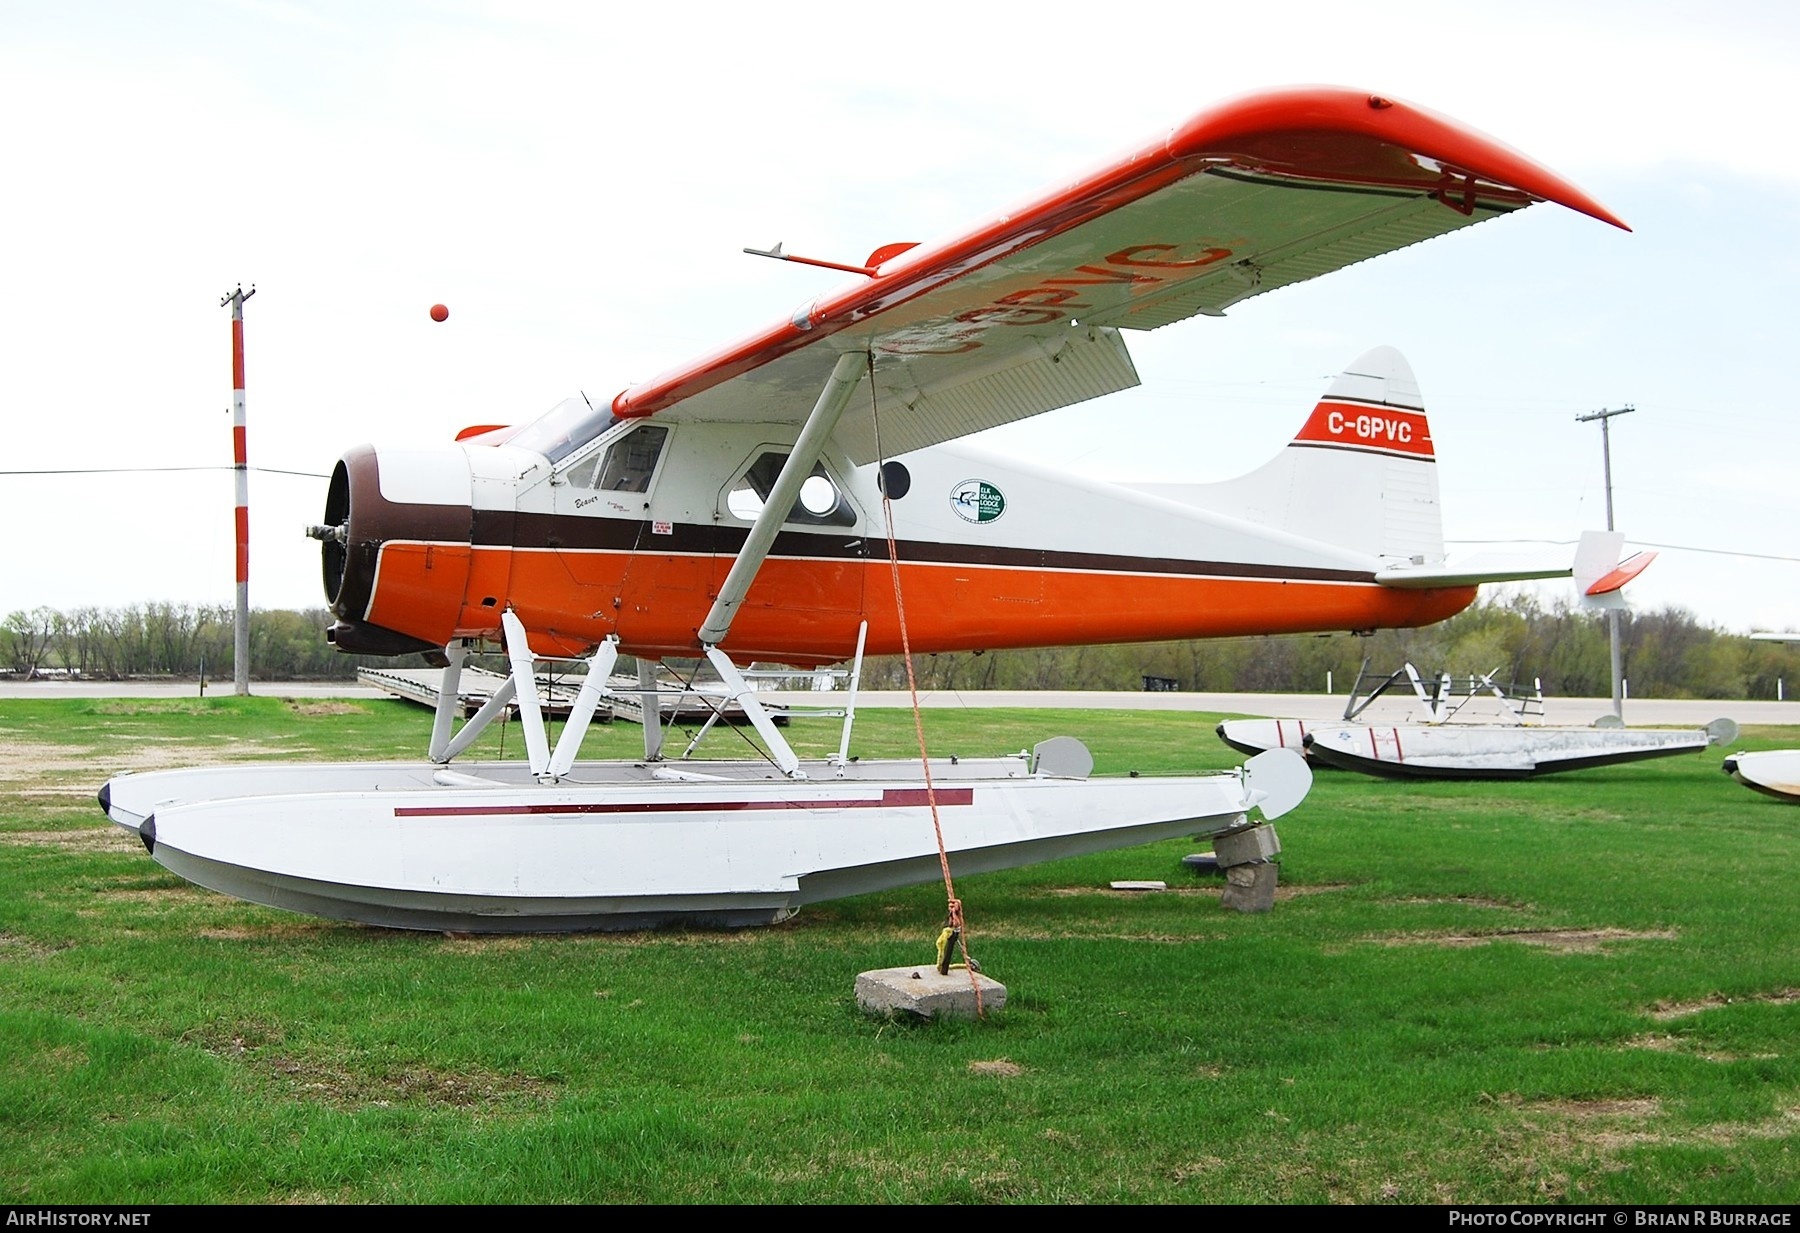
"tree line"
0,604,416,682
3,596,1796,699
858,595,1798,700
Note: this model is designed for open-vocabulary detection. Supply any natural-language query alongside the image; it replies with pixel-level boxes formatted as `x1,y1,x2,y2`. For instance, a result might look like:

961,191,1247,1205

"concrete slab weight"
1220,861,1278,912
855,966,1007,1021
1213,822,1280,913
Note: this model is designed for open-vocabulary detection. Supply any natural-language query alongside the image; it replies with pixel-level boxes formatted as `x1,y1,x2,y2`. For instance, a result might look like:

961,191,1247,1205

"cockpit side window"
565,424,670,492
724,451,857,527
596,425,669,492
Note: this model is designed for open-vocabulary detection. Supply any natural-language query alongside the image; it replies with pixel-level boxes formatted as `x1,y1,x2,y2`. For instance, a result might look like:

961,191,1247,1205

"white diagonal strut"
501,609,551,777
833,619,868,770
698,350,864,646
429,638,526,766
704,645,801,778
427,640,469,763
440,674,518,763
638,658,665,761
548,636,619,777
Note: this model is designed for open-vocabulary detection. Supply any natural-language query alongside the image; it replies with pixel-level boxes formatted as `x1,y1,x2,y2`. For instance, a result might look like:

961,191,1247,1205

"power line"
1450,537,1800,565
0,465,328,478
1629,540,1800,565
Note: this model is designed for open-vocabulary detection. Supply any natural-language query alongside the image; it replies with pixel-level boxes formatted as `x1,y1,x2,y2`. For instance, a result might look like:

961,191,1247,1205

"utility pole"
1576,405,1634,721
222,284,256,696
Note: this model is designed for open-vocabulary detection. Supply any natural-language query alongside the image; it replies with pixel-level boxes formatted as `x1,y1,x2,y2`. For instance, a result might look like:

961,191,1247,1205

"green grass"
1,696,1796,1203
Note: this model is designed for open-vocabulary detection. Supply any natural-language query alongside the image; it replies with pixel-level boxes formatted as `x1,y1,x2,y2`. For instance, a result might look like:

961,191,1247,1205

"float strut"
501,610,552,779
548,636,620,777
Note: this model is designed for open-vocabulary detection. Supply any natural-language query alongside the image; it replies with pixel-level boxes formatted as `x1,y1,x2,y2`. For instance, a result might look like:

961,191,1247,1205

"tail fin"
1131,345,1443,562
1129,347,1658,607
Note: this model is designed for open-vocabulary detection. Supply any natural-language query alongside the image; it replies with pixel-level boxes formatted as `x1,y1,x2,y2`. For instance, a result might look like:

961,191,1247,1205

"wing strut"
698,350,865,645
693,349,866,779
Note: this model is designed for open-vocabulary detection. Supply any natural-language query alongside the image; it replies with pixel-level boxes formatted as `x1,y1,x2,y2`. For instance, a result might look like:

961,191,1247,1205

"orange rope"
864,353,982,1015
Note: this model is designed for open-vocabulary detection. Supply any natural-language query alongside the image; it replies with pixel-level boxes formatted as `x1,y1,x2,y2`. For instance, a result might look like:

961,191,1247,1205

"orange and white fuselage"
322,346,1476,666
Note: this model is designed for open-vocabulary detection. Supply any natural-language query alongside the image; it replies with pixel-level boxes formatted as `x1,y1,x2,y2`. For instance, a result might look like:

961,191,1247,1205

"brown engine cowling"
311,444,477,657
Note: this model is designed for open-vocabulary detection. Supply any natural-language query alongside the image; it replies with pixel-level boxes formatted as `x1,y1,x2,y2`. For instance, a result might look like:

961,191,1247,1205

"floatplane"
1217,660,1552,762
1301,710,1738,780
1221,649,1739,780
101,86,1629,931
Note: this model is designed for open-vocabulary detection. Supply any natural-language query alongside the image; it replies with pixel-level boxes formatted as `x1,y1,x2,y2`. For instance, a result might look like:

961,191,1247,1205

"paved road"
2,679,1788,727
766,690,1779,728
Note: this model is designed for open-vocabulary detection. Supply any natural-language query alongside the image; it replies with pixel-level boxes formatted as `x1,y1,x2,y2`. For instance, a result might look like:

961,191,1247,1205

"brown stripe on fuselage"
481,512,1376,584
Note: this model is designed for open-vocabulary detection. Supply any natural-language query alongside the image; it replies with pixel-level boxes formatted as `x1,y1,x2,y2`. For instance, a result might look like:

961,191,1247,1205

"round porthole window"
878,460,911,499
799,474,837,515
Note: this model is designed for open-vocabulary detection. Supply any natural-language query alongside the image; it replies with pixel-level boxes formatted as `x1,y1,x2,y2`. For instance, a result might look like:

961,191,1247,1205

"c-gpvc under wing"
609,86,1625,464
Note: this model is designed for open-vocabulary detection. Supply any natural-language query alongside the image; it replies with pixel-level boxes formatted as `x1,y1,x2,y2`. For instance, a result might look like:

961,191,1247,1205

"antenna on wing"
744,240,878,278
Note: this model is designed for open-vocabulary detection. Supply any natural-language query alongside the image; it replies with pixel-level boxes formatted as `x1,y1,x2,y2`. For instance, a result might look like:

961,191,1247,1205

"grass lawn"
0,695,1795,1204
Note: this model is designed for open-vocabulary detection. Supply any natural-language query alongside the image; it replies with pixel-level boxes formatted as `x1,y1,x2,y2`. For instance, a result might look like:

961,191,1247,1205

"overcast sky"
4,0,1798,639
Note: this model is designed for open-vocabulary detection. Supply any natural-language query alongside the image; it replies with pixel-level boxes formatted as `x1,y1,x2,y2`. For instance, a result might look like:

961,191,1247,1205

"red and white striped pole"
222,283,256,696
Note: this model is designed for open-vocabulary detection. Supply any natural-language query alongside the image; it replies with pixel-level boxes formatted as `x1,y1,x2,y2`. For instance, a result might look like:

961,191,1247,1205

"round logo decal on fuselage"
949,479,1005,524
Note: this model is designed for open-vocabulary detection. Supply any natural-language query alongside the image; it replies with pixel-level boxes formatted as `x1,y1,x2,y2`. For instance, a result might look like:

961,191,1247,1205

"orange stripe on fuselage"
364,544,1476,664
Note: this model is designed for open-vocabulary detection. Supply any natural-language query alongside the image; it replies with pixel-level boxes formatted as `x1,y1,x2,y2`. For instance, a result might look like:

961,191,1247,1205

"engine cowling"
312,443,477,656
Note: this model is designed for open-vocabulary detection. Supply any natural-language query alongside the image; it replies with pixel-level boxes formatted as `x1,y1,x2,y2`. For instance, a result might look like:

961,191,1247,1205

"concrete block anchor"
854,965,1008,1022
1213,822,1281,914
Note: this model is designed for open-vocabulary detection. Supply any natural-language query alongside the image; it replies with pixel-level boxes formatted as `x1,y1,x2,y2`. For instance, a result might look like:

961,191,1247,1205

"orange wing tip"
1586,550,1657,596
1167,85,1630,232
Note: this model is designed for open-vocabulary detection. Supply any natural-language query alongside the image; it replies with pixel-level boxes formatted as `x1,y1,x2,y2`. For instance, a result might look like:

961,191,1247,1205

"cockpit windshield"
508,397,619,463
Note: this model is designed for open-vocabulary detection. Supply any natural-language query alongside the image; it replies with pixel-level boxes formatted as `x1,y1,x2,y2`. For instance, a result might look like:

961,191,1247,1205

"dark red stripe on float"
393,786,977,818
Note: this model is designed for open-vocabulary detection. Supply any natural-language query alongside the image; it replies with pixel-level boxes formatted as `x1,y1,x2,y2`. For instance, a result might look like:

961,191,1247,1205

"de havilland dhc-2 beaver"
100,86,1633,932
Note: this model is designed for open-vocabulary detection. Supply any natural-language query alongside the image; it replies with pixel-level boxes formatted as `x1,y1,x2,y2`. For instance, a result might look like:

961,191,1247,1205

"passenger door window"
724,452,857,527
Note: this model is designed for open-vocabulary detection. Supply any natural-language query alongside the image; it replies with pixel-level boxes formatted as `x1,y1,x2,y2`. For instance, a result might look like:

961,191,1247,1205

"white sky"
4,0,1798,634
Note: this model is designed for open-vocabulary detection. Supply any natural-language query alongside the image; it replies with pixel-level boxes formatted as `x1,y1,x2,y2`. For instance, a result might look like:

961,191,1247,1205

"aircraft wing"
610,86,1625,465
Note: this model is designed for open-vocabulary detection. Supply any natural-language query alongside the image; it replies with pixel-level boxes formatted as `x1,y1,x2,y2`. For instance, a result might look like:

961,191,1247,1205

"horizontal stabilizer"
1373,551,1576,589
1375,530,1654,606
